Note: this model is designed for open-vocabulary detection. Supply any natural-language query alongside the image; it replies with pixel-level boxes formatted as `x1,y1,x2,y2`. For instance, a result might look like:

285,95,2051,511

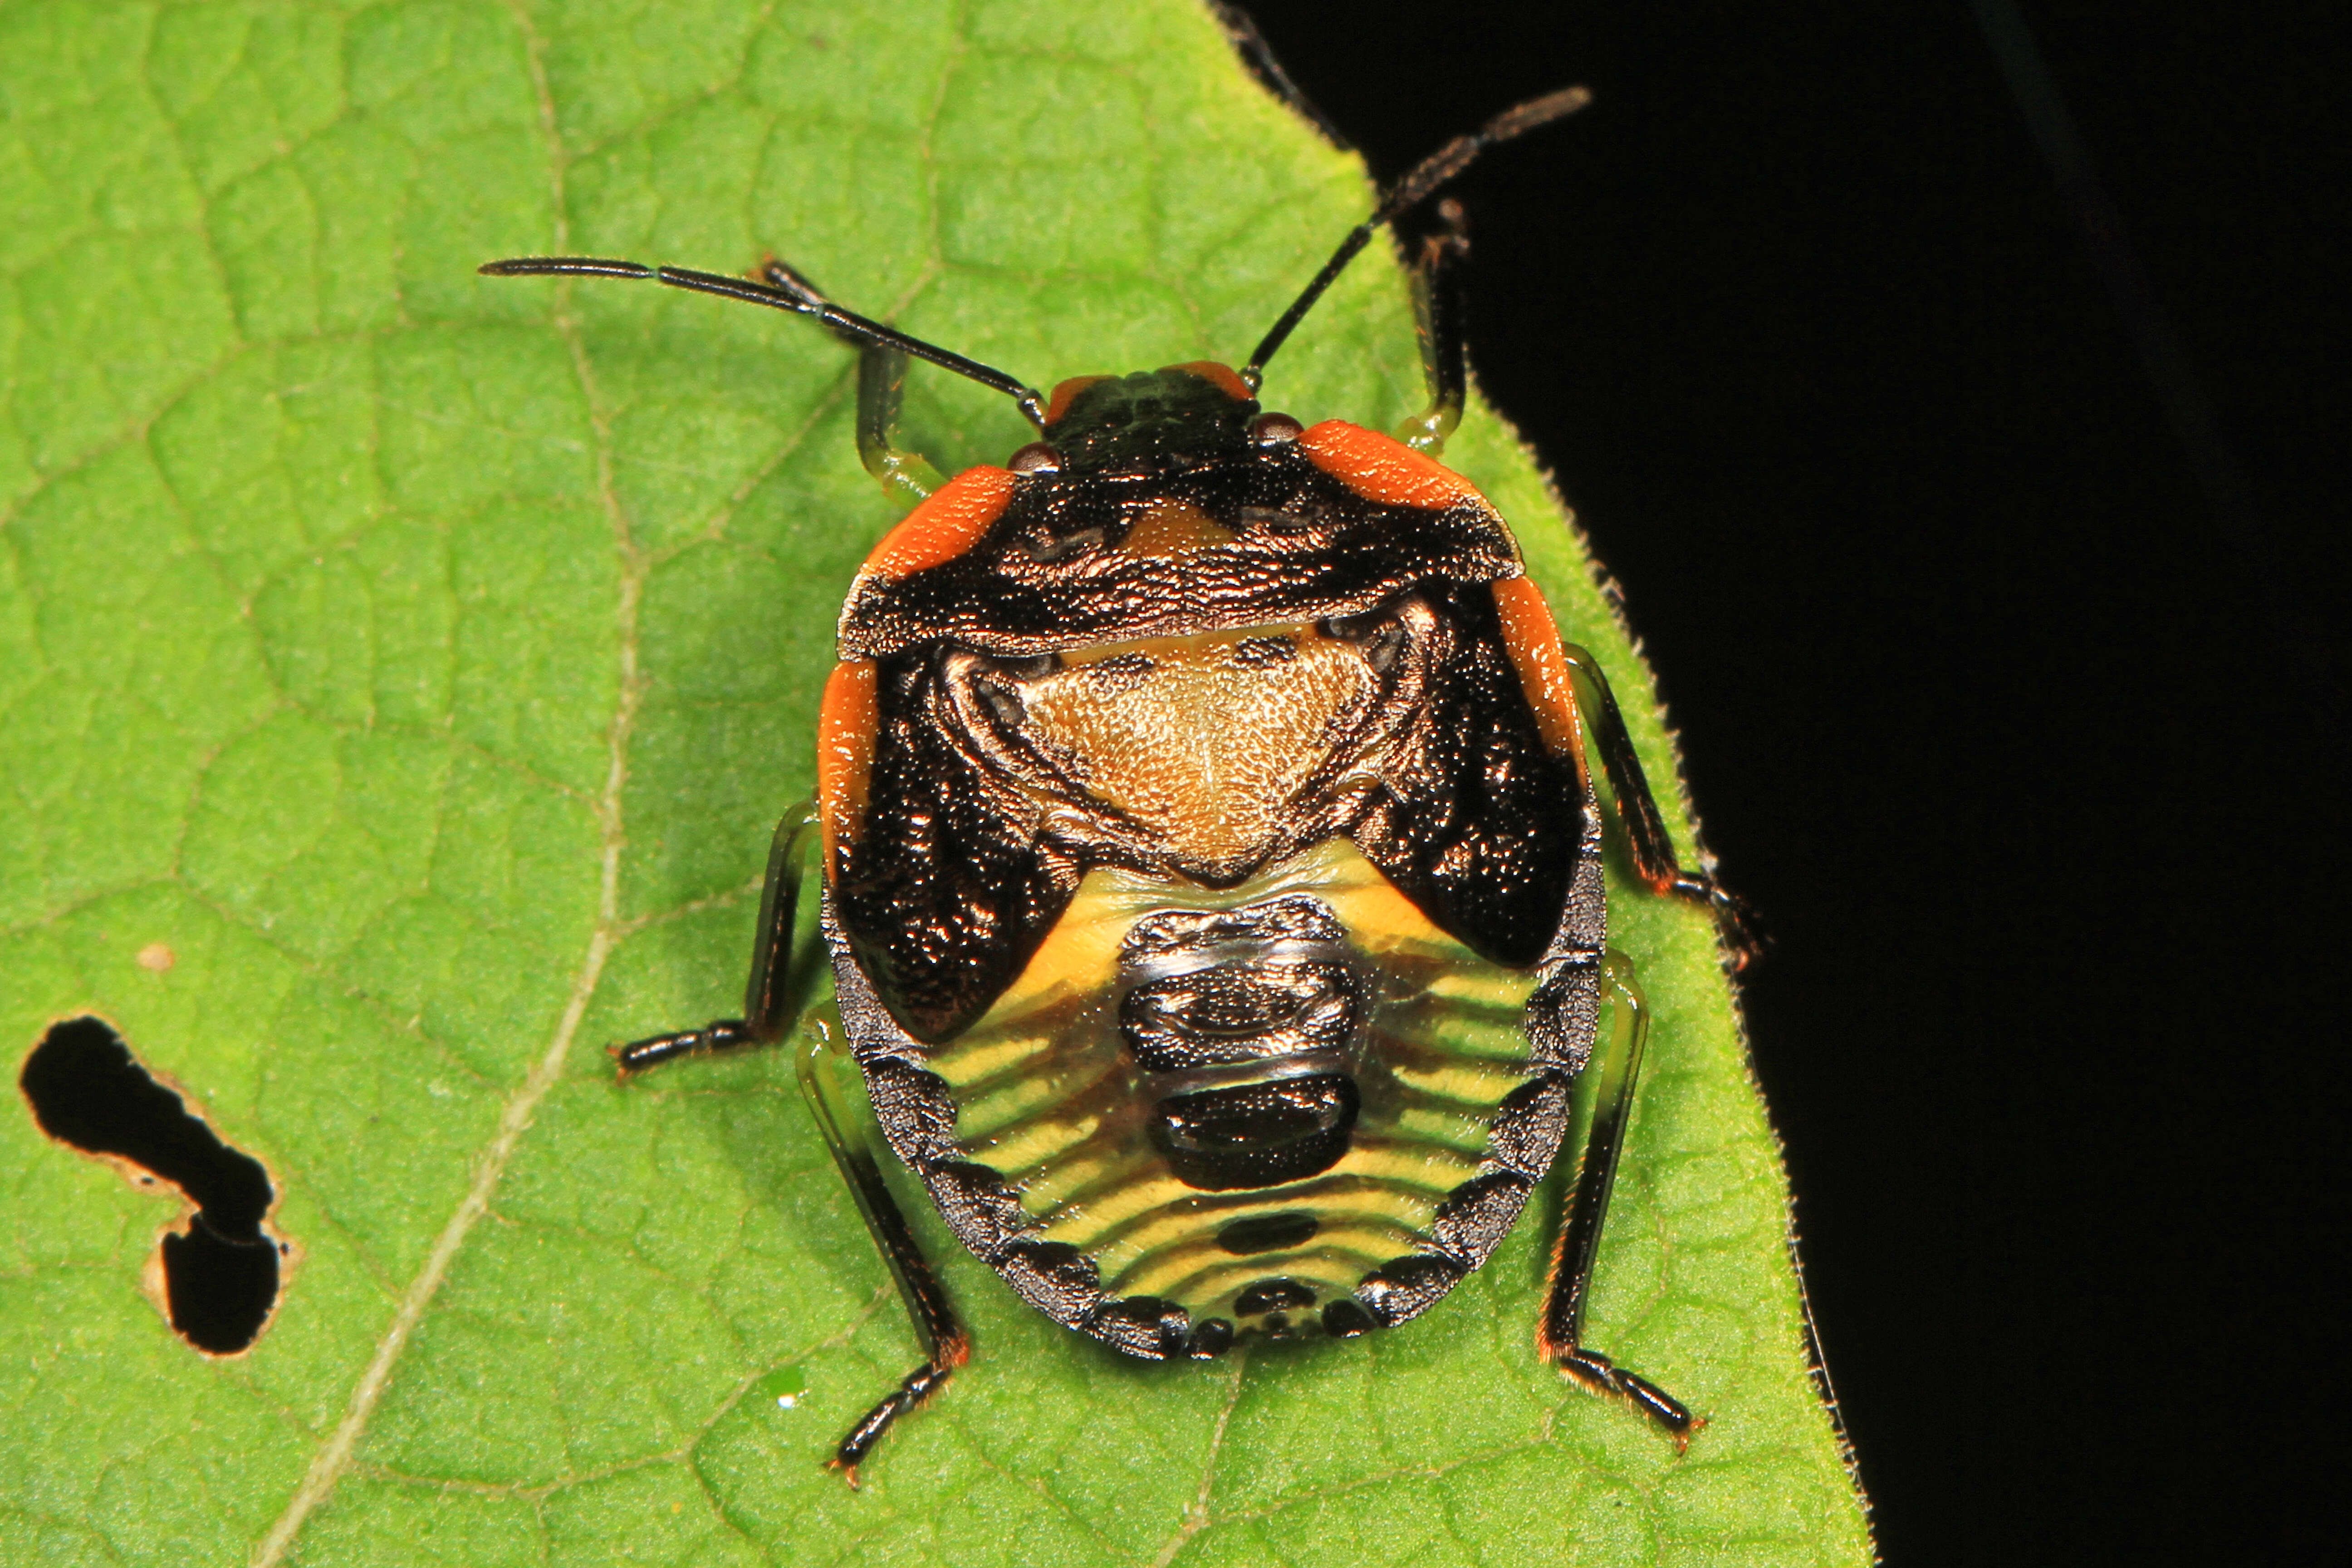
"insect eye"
1009,442,1063,473
1250,412,1303,446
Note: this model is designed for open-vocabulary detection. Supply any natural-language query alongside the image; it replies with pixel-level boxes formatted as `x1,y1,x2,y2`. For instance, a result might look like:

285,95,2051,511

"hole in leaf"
19,1015,288,1354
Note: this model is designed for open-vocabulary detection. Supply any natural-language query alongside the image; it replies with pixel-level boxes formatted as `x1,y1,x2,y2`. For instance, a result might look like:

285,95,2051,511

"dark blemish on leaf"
19,1015,289,1355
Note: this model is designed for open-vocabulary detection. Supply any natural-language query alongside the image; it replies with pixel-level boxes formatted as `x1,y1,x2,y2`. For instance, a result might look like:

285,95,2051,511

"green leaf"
0,2,1872,1563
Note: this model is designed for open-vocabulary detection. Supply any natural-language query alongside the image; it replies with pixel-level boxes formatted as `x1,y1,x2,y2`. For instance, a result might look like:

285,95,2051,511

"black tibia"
1541,951,1700,1448
1395,200,1471,455
608,794,967,1479
1555,640,1762,967
611,802,822,1073
797,1023,968,1485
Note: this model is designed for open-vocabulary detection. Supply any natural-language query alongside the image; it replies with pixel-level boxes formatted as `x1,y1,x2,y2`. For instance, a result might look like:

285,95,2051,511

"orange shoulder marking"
1299,420,1483,510
862,466,1017,577
1164,361,1255,402
816,658,879,872
1044,375,1110,427
1492,576,1589,782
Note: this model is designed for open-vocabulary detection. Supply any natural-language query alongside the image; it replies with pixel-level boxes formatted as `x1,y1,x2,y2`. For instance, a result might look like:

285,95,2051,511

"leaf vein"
249,6,652,1558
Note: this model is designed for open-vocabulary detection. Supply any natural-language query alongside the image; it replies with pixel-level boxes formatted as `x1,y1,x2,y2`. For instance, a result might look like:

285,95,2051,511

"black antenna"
477,256,1049,428
1241,85,1592,389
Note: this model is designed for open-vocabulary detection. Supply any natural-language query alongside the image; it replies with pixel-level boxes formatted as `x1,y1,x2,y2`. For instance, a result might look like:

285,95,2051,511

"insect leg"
1539,950,1700,1447
1393,199,1471,455
796,1019,968,1486
608,792,965,1478
612,800,823,1073
852,342,949,508
750,261,950,508
1558,642,1763,966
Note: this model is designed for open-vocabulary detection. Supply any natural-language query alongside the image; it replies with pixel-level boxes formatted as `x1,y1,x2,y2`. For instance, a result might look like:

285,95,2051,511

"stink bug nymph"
485,85,1753,1483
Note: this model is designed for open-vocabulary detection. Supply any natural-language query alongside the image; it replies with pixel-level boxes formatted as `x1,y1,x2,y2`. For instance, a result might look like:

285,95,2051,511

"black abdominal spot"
1216,1210,1320,1255
1323,1297,1377,1338
1151,1073,1360,1191
20,1016,284,1354
1186,1317,1235,1358
1234,1277,1317,1316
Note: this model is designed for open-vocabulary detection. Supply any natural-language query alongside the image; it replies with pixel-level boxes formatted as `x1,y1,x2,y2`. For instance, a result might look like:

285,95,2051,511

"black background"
1239,3,2347,1562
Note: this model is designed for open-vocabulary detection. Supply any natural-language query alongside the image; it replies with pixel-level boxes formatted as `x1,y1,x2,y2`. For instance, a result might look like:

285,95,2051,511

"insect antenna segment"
1240,84,1592,389
475,255,1050,428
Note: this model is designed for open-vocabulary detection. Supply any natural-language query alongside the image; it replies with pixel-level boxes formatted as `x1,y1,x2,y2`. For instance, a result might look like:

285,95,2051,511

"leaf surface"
0,3,1871,1563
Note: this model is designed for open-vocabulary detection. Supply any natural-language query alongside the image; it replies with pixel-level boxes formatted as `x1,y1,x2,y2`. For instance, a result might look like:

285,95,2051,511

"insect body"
485,86,1750,1483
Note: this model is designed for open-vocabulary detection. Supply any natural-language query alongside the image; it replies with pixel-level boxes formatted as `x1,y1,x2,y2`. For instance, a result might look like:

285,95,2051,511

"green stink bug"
484,85,1752,1484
